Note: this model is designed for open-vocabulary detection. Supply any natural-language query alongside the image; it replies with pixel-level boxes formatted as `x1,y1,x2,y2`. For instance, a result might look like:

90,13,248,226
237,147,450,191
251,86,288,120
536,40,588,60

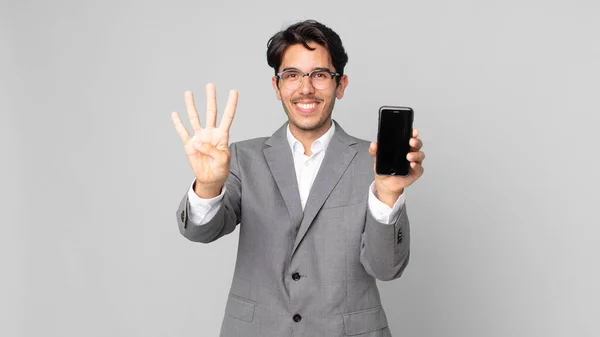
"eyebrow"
281,66,332,72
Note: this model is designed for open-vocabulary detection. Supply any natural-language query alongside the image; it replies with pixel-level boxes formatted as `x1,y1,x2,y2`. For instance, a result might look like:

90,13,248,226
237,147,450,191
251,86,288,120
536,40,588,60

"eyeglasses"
276,68,341,90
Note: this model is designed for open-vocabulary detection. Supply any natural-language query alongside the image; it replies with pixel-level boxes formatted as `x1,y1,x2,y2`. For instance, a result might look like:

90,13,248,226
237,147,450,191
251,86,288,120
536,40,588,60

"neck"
289,119,332,156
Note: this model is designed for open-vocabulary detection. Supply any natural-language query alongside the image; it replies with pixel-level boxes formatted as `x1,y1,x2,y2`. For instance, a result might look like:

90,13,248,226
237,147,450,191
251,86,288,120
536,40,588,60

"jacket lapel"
263,123,304,227
291,121,358,256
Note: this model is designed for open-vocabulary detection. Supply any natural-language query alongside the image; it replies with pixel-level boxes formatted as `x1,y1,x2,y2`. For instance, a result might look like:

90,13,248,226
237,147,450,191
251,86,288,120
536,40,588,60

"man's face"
272,42,348,134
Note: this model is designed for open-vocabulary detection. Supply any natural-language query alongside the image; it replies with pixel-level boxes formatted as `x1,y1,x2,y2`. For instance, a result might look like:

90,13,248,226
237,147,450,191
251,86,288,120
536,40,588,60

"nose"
298,75,315,95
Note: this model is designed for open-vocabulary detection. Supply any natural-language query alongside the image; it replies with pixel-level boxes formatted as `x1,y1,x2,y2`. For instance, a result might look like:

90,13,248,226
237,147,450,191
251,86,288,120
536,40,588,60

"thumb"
369,142,377,157
369,142,378,172
194,142,228,163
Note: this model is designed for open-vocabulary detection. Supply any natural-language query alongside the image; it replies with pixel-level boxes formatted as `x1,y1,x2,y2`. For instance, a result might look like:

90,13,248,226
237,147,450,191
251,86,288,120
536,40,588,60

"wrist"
193,181,223,199
374,184,403,208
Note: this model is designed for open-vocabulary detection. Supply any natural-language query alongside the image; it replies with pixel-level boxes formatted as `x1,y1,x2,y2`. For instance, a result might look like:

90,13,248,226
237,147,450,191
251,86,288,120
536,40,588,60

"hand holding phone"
375,106,414,176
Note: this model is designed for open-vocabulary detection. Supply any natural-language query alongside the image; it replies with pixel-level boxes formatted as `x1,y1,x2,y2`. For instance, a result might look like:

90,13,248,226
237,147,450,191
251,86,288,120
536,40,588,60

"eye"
284,71,300,79
313,71,329,79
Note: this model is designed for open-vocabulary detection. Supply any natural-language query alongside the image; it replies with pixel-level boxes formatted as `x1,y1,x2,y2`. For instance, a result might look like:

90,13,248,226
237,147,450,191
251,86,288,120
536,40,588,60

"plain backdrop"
2,0,599,336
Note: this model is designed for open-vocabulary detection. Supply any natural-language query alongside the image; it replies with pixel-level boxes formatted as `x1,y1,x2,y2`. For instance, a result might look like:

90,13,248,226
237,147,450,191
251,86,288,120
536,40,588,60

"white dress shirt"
187,122,405,225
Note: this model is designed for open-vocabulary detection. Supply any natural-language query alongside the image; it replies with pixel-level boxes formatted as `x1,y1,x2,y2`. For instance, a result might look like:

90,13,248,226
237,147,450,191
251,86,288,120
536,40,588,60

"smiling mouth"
294,101,320,113
296,102,317,109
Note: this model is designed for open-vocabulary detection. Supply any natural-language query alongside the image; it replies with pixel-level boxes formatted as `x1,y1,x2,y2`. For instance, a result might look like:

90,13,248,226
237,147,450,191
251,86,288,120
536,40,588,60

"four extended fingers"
171,111,191,143
206,83,218,128
173,84,239,143
184,90,201,133
219,90,238,133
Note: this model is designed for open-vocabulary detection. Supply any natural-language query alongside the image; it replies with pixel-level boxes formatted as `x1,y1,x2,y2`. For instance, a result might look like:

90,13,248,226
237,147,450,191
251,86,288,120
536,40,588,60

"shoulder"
342,131,372,155
333,120,372,152
230,137,270,152
352,137,372,151
351,138,373,166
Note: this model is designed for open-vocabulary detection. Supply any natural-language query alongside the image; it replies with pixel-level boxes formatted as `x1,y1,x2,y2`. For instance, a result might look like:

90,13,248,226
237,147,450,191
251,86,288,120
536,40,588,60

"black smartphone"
376,106,414,176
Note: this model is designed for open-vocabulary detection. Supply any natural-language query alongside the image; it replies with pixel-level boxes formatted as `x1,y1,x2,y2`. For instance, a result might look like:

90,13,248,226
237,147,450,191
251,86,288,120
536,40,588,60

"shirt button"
293,314,302,322
292,272,301,281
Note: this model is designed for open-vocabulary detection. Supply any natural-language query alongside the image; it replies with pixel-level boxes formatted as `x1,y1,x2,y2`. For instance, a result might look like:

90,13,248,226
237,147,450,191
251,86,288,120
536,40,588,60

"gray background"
2,0,599,336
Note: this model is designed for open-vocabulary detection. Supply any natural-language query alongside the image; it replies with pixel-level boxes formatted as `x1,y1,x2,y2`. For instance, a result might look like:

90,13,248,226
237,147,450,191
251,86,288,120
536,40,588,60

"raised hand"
171,83,238,198
368,128,425,207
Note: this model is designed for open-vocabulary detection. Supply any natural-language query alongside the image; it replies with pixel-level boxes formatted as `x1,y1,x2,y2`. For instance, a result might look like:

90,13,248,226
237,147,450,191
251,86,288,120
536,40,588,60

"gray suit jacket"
176,120,410,337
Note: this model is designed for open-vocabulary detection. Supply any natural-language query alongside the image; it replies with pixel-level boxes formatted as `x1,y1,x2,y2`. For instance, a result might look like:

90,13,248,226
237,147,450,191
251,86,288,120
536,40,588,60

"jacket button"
292,272,301,281
180,210,185,222
293,314,302,322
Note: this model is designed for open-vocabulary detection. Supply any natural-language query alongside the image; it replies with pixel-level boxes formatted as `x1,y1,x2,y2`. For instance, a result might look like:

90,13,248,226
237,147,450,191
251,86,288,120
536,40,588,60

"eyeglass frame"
275,67,341,89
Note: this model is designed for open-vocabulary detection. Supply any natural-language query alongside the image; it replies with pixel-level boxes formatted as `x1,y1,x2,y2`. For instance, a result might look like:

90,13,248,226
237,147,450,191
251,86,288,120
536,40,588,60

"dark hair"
266,19,348,85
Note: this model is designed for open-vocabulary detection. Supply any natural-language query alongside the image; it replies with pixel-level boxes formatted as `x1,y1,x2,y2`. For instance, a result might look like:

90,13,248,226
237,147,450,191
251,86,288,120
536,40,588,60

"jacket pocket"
225,294,255,323
343,306,388,336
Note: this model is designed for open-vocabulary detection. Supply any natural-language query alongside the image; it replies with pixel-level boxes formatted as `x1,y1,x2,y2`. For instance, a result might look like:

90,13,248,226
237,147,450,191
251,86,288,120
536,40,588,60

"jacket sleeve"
175,143,242,243
359,201,410,281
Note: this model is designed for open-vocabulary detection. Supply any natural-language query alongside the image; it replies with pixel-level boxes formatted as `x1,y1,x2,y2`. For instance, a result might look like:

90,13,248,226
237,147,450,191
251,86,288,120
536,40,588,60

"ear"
335,74,348,99
272,76,282,100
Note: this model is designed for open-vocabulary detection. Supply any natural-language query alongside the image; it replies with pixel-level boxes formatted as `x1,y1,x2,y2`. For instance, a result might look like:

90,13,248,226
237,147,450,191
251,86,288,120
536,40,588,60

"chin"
295,122,320,131
283,102,332,131
292,116,329,131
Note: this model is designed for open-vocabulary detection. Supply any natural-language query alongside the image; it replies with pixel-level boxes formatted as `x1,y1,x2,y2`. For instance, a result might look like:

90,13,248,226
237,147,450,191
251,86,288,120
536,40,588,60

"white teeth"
296,103,317,110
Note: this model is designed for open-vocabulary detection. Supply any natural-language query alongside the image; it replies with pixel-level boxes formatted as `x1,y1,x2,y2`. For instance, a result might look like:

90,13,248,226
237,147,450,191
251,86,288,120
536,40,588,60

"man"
171,19,425,337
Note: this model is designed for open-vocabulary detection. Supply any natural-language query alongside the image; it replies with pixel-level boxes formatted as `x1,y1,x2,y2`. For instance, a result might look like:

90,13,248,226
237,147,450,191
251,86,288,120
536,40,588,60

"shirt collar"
286,120,336,156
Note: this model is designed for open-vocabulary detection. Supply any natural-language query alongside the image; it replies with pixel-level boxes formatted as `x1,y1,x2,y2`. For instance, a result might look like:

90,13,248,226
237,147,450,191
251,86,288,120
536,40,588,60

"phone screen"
376,107,413,176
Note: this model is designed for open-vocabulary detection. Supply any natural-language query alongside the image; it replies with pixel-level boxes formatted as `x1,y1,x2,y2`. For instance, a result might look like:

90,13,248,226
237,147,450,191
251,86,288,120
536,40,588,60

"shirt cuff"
187,179,226,225
367,181,405,225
